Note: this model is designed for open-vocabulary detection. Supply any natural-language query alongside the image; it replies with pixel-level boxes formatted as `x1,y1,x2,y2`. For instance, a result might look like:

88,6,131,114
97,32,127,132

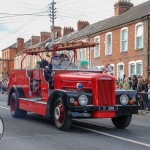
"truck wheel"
10,93,27,118
53,98,72,130
111,115,132,129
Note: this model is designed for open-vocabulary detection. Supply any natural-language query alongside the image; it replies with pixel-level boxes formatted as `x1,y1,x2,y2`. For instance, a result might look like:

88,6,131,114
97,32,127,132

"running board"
20,98,47,105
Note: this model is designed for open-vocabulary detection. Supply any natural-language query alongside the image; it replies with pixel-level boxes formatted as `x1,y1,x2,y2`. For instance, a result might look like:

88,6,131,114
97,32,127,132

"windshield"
52,59,77,70
51,53,112,73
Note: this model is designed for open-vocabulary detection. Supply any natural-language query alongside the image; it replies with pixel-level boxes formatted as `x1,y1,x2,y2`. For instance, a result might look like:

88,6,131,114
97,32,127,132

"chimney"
17,38,24,53
31,36,40,45
77,20,89,31
40,32,51,42
54,26,62,39
114,0,134,16
63,27,74,36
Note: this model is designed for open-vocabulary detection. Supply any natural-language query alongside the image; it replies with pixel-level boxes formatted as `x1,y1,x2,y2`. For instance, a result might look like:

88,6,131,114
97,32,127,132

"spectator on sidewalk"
123,78,130,90
132,75,138,90
128,77,133,90
137,78,147,110
147,84,150,111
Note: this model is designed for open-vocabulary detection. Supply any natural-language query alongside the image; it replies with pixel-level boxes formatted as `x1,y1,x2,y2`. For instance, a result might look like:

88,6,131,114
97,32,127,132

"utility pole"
48,0,56,46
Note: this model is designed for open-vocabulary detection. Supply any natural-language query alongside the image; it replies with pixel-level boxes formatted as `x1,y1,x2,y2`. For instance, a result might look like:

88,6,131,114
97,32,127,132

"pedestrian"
128,77,133,90
123,78,130,90
147,84,150,111
137,78,147,110
132,75,138,90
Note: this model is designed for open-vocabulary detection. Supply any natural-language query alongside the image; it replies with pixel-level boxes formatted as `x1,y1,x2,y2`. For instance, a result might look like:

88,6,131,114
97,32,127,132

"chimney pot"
17,38,24,53
114,0,134,16
77,20,90,31
63,27,74,36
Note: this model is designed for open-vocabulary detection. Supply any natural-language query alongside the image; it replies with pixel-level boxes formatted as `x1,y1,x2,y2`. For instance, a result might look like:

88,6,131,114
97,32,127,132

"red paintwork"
54,72,116,118
18,99,46,116
8,41,116,119
9,68,116,118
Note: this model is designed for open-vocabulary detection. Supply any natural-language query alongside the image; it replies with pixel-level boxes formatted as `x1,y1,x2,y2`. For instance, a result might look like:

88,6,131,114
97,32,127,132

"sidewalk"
138,110,150,116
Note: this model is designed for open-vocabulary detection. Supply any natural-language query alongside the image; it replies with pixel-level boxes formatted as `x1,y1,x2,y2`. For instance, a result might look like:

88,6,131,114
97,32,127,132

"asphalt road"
0,93,150,150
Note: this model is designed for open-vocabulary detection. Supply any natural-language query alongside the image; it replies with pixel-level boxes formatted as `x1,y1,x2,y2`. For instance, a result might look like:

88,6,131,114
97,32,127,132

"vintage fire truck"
8,41,139,130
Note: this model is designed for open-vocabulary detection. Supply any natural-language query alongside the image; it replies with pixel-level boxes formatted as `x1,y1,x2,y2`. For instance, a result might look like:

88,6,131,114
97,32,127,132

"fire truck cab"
8,41,139,130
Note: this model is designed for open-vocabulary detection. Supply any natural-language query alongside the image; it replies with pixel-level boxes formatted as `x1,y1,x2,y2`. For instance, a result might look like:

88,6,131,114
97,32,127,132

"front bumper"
68,105,139,118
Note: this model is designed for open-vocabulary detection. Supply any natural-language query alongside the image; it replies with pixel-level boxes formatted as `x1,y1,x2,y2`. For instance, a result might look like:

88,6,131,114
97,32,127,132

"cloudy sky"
0,0,149,56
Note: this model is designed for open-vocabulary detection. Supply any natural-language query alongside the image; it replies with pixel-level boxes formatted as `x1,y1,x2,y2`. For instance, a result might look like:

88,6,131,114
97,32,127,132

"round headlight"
132,97,136,102
78,95,88,106
120,95,129,105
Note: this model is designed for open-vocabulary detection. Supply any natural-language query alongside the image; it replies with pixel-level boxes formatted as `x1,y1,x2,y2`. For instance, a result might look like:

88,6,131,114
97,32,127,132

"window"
78,48,86,60
27,55,31,67
19,56,21,69
110,64,115,75
4,62,6,68
68,50,74,58
23,54,26,68
94,36,100,58
129,62,135,76
34,55,36,67
121,28,128,52
117,62,124,80
129,60,143,76
105,32,112,55
15,57,19,69
136,63,142,75
135,23,143,49
94,66,104,71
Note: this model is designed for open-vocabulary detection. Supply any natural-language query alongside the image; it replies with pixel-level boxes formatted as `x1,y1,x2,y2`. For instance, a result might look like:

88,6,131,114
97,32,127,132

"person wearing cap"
80,60,89,69
48,56,61,70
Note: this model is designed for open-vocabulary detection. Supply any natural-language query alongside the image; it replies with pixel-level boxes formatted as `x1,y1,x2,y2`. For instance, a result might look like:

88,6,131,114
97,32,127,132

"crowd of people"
116,75,150,111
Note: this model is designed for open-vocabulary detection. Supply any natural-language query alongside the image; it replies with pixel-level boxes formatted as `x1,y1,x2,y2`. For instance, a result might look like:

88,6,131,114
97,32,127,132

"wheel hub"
55,107,60,120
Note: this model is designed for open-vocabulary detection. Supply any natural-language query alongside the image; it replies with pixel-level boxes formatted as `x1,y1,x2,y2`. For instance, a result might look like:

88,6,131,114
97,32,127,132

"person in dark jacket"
132,75,138,90
44,56,61,85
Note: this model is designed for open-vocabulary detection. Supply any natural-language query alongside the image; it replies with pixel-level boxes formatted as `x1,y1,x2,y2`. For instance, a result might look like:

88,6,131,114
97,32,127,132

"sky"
0,0,149,56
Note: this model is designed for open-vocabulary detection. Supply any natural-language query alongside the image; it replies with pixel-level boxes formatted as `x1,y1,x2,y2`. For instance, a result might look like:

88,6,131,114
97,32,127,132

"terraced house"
59,0,150,80
0,0,150,81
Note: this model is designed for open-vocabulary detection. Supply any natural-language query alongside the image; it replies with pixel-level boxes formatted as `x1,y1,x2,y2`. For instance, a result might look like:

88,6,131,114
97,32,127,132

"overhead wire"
0,5,49,41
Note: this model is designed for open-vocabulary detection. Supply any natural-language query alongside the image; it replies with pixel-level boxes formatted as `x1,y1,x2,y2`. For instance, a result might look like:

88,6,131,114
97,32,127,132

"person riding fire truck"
7,41,139,130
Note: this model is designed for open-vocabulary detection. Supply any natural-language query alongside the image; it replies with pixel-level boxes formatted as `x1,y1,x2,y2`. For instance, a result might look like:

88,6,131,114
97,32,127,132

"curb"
138,110,150,116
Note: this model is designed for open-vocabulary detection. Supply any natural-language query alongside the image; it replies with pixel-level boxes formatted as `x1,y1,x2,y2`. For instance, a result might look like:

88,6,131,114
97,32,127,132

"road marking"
0,106,10,110
73,125,150,148
1,104,150,148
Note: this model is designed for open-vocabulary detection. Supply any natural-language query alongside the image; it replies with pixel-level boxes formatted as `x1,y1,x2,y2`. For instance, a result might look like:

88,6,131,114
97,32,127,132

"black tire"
53,98,72,130
10,93,27,118
111,115,132,129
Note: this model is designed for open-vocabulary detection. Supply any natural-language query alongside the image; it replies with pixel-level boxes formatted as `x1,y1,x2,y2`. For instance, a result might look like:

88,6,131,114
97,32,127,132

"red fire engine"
8,41,139,130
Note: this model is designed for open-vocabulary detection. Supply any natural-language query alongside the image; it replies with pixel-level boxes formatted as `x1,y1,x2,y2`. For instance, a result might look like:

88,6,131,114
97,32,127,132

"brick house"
0,43,16,80
14,26,76,69
58,0,150,80
1,0,150,81
14,32,51,69
0,38,31,80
